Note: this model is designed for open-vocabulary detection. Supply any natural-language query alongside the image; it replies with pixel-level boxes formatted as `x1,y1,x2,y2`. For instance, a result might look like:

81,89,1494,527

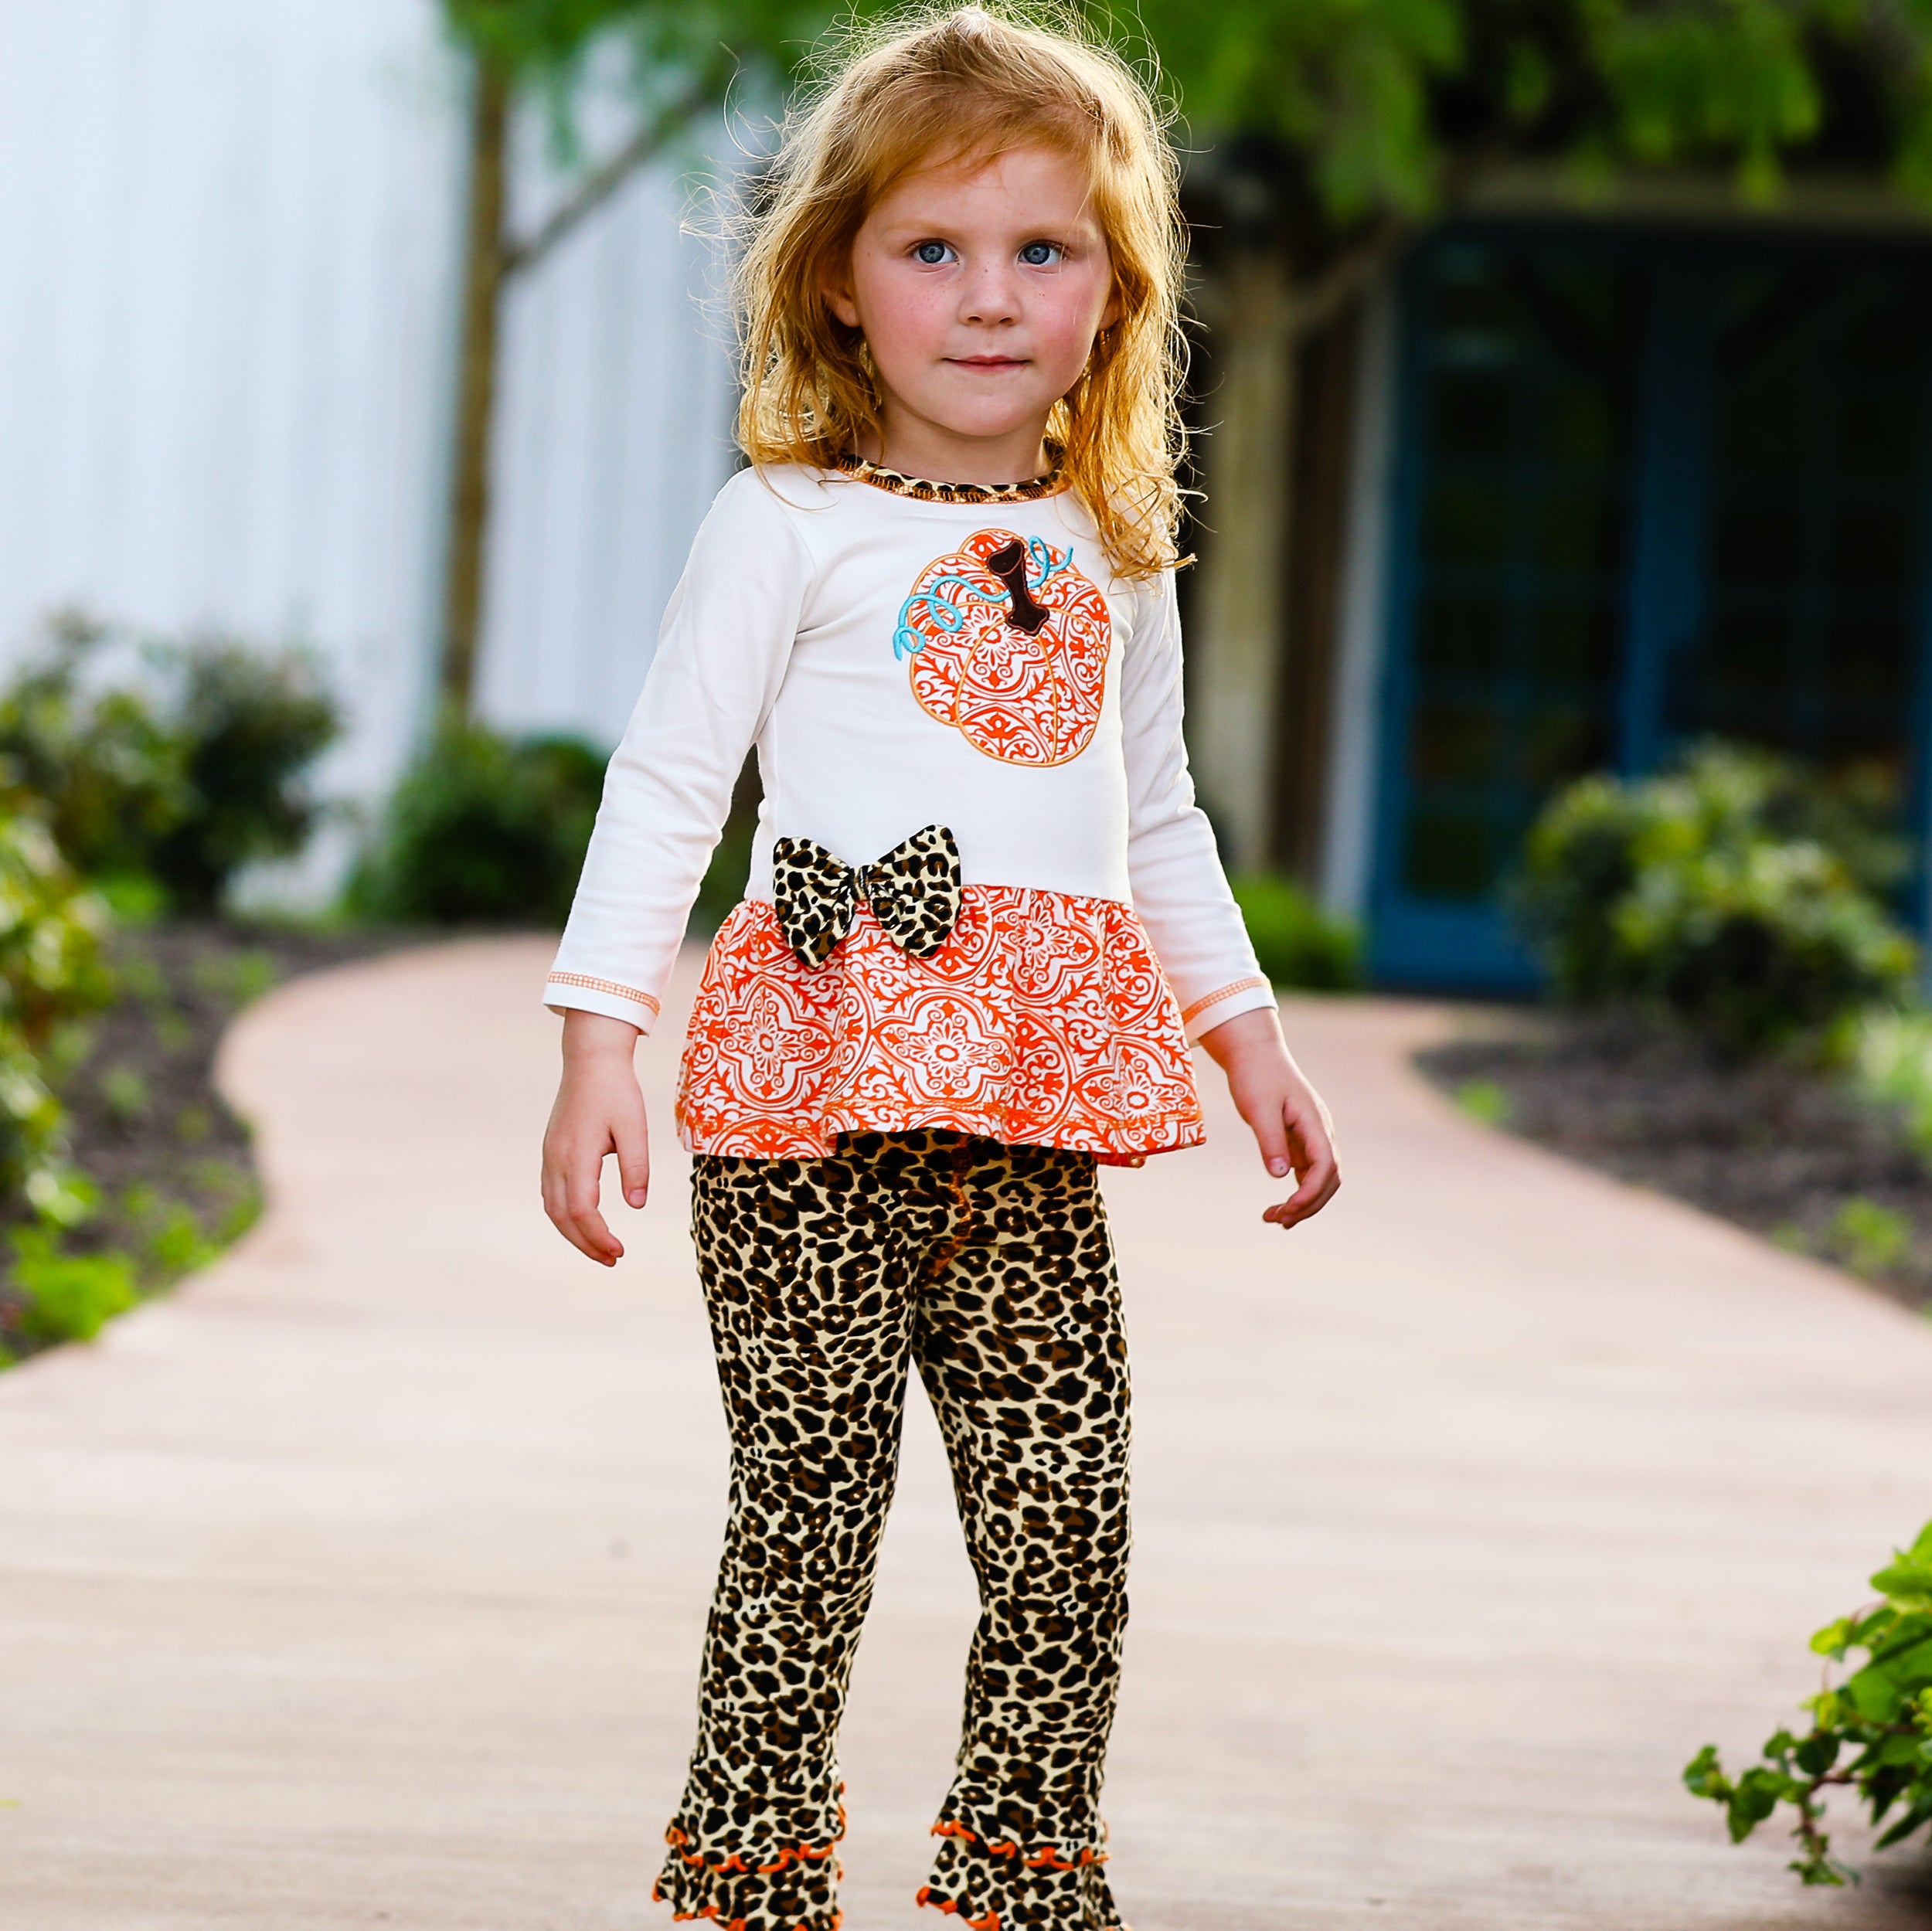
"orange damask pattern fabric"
676,886,1204,1165
896,528,1111,767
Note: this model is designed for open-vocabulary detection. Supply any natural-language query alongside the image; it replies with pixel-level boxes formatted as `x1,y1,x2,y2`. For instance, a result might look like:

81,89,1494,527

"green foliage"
0,614,188,888
1455,1076,1511,1126
1514,745,1918,1057
351,719,607,927
0,801,111,1216
148,644,340,915
1829,1196,1910,1278
1230,872,1362,989
1686,1518,1932,1885
9,1226,137,1344
444,0,1932,229
0,617,340,915
1854,1008,1932,1154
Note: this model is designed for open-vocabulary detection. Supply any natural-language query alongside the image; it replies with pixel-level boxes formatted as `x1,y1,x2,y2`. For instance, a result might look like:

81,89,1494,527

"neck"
858,412,1053,486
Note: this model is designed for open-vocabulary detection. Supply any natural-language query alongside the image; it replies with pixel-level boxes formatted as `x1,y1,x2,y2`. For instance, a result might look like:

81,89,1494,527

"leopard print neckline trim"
833,450,1067,503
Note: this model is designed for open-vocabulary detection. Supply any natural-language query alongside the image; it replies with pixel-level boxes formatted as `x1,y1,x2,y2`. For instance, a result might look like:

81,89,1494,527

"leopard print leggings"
654,1130,1130,1931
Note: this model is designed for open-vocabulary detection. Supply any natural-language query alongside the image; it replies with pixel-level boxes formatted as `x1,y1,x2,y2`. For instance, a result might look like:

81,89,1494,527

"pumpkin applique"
893,528,1111,766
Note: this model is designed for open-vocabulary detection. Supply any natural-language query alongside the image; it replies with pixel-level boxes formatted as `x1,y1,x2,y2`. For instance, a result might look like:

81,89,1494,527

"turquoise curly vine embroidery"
893,541,1073,661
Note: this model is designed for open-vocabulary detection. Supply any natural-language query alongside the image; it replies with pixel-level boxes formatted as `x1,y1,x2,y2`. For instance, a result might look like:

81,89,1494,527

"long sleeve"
1119,573,1277,1042
544,472,812,1032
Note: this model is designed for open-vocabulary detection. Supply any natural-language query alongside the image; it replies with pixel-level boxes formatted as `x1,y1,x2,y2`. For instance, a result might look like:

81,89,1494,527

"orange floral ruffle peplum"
677,885,1204,1165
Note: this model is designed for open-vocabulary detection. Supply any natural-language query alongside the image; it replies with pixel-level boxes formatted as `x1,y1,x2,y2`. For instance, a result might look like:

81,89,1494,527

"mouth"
949,355,1027,370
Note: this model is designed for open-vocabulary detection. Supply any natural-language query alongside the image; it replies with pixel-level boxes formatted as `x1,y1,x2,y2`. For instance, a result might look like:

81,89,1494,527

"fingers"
1249,1098,1294,1184
542,1131,624,1266
1261,1102,1341,1231
613,1110,651,1210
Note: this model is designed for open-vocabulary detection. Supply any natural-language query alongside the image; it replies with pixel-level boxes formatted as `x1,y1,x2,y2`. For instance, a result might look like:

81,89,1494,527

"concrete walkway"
5,937,1932,1930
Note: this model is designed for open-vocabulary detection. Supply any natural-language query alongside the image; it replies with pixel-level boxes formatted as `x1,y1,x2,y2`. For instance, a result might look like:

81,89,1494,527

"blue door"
1369,227,1932,990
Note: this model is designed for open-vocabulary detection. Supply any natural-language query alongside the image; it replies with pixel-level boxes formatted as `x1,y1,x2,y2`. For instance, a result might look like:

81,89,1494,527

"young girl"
540,8,1339,1926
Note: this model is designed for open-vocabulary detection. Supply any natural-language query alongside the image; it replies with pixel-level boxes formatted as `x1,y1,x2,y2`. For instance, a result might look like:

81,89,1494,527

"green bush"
0,614,187,886
0,803,111,1215
351,720,607,926
149,641,340,914
1685,1518,1932,1886
10,1226,136,1343
1230,873,1362,990
1514,745,1918,1056
1855,1008,1932,1152
0,615,340,914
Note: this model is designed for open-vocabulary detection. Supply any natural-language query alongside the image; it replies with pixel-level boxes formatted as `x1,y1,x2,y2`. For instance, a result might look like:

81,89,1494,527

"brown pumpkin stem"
985,540,1049,634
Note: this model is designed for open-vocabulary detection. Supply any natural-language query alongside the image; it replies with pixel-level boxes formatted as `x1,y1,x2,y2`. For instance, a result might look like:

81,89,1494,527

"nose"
957,255,1021,327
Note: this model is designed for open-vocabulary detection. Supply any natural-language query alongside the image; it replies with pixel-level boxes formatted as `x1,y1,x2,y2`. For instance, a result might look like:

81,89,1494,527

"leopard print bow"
770,823,962,969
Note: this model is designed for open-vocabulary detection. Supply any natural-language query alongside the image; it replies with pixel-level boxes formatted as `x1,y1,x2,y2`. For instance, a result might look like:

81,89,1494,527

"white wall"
0,1,738,894
0,0,465,813
477,83,740,746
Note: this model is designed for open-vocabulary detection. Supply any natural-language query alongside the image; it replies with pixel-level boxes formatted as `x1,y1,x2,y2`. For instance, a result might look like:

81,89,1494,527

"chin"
927,402,1054,442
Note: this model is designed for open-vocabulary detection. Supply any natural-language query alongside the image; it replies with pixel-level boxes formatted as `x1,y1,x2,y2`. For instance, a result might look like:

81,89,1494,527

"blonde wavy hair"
734,4,1187,580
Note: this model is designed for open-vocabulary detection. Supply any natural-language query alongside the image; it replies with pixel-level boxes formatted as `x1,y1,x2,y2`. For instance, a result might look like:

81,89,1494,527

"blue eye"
913,240,951,265
1019,241,1062,267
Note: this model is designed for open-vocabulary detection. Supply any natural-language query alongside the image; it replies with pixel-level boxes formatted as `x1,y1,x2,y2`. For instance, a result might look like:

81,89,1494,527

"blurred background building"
1211,193,1932,988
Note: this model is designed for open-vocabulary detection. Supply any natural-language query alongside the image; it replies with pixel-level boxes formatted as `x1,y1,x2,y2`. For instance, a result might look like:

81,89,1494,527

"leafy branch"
1685,1518,1932,1885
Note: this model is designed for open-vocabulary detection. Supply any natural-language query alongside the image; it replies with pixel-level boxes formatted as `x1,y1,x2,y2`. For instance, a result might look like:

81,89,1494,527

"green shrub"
1454,1078,1511,1127
0,615,339,914
1514,745,1918,1056
1852,1008,1932,1154
0,614,188,887
351,720,607,926
0,802,111,1214
149,642,340,914
1685,1518,1932,1886
1230,873,1362,991
10,1226,136,1343
1829,1197,1910,1278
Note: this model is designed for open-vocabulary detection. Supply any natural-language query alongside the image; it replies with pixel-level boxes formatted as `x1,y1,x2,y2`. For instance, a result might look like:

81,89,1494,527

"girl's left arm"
1119,574,1340,1229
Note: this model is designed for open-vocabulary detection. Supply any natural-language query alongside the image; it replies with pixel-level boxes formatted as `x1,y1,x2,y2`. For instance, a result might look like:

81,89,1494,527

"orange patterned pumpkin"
893,528,1111,766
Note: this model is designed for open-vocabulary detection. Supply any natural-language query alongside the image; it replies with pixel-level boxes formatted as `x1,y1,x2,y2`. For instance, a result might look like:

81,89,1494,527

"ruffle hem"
677,886,1203,1167
916,1818,1127,1931
653,1796,845,1931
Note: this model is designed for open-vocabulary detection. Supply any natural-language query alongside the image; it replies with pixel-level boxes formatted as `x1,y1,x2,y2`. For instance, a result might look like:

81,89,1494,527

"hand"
1197,1004,1340,1230
542,1011,649,1266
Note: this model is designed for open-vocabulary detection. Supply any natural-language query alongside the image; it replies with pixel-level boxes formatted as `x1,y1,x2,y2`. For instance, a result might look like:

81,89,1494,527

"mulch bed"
1,921,418,1363
1416,1012,1932,1313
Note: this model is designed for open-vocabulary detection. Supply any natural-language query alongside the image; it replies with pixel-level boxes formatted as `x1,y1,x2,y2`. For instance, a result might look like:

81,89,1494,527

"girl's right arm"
539,471,813,1260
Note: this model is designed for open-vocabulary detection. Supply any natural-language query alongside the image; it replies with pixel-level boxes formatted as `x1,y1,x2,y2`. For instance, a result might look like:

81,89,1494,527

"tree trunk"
440,59,510,714
1190,246,1297,875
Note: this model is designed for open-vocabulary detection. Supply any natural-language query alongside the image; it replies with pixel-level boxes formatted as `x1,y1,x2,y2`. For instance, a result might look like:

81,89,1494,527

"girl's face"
824,142,1120,481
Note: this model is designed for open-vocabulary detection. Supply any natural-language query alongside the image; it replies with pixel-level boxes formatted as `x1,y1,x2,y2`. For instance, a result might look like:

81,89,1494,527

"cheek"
851,260,952,367
1031,276,1114,372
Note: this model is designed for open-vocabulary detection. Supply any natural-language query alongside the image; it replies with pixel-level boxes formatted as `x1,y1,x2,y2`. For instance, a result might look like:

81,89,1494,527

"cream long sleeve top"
545,460,1274,1063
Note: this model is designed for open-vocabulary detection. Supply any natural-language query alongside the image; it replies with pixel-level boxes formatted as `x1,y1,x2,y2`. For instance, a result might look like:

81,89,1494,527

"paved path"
5,937,1932,1930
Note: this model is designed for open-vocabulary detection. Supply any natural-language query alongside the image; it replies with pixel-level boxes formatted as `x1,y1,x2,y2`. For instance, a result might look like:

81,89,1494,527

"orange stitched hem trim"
917,1886,1000,1930
930,1820,1107,1870
662,1799,847,1877
546,971,660,1015
1180,975,1270,1025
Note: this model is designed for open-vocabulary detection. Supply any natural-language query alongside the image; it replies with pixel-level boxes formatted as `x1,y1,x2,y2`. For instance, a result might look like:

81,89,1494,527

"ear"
822,245,862,331
1099,284,1122,332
